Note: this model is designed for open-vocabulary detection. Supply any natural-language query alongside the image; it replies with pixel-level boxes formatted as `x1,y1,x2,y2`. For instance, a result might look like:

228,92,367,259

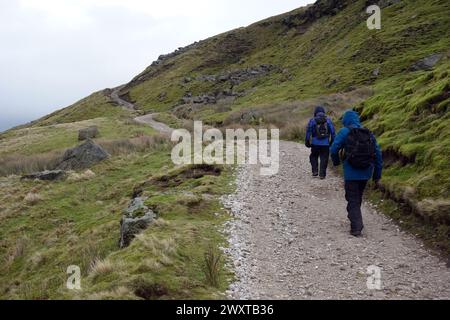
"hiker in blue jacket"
331,110,383,237
305,106,336,179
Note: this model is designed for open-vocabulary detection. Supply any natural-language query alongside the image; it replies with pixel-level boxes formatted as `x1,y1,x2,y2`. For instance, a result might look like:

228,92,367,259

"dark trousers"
345,180,368,232
310,145,330,177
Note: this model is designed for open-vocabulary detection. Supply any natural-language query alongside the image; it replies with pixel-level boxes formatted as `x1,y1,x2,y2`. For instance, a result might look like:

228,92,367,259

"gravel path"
134,114,174,137
110,86,174,136
222,141,450,300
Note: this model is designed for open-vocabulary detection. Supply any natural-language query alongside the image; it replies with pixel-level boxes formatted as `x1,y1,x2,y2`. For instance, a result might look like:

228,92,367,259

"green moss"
362,60,450,201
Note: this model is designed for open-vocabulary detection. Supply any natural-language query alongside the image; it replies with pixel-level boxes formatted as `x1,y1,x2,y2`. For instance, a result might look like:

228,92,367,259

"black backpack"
345,128,376,169
315,115,329,139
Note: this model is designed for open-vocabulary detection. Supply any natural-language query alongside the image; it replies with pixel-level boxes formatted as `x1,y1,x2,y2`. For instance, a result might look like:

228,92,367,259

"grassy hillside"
28,90,126,127
0,0,449,299
123,0,449,113
117,0,450,227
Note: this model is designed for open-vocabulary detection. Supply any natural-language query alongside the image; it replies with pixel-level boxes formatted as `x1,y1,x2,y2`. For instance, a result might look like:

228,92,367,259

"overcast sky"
0,0,313,131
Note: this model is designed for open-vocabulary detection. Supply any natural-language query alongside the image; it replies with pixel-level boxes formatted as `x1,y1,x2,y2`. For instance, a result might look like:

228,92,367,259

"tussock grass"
4,236,29,268
136,234,177,258
89,258,126,282
90,259,115,276
137,258,162,273
203,245,222,288
29,251,46,268
24,192,43,205
98,134,169,156
281,120,309,141
67,170,96,182
80,240,104,274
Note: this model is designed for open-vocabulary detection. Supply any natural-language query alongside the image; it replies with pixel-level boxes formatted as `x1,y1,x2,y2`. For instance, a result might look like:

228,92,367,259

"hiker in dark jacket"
305,106,336,179
330,110,383,237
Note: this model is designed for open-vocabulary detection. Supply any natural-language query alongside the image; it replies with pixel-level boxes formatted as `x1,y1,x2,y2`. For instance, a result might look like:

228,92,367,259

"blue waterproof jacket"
330,110,383,181
306,107,336,146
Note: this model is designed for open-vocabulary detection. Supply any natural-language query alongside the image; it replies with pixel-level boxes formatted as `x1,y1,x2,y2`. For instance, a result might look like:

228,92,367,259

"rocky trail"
222,141,450,300
109,89,449,300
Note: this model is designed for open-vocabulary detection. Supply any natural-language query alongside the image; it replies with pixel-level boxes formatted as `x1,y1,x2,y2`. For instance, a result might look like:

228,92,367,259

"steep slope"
120,0,449,112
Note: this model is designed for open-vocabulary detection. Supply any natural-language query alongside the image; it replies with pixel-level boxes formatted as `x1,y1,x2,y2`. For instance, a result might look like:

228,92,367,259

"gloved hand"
305,139,312,148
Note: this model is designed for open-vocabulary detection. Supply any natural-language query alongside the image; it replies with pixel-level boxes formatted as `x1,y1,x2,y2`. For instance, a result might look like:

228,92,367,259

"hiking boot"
351,226,364,237
312,173,319,178
350,230,362,237
320,176,326,180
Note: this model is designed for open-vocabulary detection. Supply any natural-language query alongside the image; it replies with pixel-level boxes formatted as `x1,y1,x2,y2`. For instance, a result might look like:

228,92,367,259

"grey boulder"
119,197,157,248
78,126,99,141
410,53,443,71
57,139,109,170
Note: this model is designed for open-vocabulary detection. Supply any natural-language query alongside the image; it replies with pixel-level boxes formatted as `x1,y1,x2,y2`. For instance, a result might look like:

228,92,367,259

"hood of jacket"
314,106,326,117
342,110,361,128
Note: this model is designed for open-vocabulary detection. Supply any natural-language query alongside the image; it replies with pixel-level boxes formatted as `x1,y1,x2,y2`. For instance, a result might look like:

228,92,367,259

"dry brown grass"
24,192,43,205
98,134,169,156
29,251,46,267
4,237,29,268
89,258,118,279
80,239,103,274
136,234,176,266
0,151,62,177
0,134,169,177
68,169,96,182
137,258,162,273
221,88,373,141
90,258,113,274
280,118,310,141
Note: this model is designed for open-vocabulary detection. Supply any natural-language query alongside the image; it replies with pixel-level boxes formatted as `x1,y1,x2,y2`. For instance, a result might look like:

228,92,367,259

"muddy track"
222,141,450,300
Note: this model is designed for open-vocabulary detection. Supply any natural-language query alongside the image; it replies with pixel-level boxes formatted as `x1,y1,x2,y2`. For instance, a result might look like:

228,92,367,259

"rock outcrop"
177,65,277,106
119,197,157,248
282,0,349,29
410,53,443,71
195,64,277,86
57,139,109,170
78,126,99,141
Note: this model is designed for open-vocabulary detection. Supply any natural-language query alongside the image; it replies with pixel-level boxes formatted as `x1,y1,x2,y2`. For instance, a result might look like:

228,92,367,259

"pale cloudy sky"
0,0,313,131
